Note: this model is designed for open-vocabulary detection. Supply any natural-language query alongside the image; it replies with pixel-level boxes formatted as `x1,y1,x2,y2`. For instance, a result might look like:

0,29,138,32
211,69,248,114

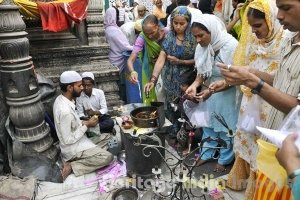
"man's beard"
72,90,81,98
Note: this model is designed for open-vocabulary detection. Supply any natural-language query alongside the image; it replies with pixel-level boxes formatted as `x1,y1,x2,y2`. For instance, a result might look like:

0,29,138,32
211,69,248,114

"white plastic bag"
257,105,300,151
237,95,261,133
279,105,300,132
183,99,210,128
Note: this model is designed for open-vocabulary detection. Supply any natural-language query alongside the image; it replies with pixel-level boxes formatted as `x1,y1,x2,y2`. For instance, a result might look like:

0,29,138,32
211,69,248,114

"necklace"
176,36,184,42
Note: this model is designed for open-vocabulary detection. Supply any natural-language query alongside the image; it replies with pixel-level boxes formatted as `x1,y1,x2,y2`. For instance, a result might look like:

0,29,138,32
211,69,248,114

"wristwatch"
251,79,265,94
288,169,300,188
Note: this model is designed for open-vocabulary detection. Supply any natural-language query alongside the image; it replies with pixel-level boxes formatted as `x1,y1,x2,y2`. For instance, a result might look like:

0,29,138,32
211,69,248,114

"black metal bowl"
130,106,158,128
112,186,139,200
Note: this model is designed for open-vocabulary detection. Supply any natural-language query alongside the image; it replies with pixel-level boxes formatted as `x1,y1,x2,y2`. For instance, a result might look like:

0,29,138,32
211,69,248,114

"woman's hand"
185,84,197,99
209,80,229,92
129,71,139,84
217,63,260,89
195,89,212,102
167,55,180,65
233,3,243,22
144,82,155,95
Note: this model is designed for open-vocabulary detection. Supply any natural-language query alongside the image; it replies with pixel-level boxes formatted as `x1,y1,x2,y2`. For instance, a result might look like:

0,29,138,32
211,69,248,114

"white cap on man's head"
60,71,82,84
81,72,95,80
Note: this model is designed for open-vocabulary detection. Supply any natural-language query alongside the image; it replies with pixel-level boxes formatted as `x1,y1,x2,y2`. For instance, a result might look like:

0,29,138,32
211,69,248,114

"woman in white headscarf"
185,14,239,172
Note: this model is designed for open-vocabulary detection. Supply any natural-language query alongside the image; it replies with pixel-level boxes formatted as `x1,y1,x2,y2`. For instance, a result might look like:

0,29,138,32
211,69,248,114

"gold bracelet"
130,71,138,75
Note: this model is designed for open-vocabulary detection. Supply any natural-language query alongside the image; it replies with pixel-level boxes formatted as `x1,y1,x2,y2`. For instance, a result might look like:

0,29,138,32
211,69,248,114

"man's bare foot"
61,162,72,180
195,159,207,167
213,163,226,173
182,148,189,156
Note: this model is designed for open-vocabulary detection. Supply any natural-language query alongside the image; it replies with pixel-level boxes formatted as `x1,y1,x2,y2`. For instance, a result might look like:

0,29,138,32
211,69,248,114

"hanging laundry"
37,0,88,32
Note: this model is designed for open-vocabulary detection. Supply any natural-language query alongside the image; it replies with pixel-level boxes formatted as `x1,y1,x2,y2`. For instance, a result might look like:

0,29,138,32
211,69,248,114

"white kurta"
53,95,95,161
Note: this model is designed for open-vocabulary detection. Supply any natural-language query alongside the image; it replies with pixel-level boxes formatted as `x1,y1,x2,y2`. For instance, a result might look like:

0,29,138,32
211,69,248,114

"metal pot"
130,106,158,128
112,186,139,200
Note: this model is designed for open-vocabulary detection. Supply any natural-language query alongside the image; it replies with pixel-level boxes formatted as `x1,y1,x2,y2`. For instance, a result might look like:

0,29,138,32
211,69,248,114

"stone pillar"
0,0,58,160
86,0,106,46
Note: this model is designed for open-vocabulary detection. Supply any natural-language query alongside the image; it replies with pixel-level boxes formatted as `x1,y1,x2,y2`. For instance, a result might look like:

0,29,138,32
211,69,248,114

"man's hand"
85,109,100,117
276,133,300,175
82,116,98,127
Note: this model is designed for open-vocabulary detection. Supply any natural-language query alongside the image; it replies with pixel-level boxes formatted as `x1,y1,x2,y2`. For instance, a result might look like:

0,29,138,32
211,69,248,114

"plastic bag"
257,105,300,151
183,100,210,128
279,105,300,132
237,95,261,133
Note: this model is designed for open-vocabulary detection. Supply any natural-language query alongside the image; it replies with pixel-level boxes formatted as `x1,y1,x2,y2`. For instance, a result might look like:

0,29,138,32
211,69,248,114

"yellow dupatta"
233,0,283,97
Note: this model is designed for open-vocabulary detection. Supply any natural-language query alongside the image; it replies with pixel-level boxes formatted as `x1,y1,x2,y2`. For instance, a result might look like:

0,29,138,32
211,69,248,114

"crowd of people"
51,0,300,199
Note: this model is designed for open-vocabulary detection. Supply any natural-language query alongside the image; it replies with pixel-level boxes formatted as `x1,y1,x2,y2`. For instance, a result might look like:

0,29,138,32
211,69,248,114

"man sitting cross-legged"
53,71,113,180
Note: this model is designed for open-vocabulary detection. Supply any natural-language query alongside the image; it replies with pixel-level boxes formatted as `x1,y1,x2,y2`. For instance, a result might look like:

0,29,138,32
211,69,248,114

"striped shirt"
265,33,300,129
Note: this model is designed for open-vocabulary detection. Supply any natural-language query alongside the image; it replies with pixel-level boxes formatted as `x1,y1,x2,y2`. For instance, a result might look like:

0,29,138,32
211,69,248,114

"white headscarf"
194,14,235,78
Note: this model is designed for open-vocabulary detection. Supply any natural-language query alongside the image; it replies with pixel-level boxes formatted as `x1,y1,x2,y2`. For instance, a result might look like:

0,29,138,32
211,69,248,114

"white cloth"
120,22,137,46
167,6,202,29
60,71,82,84
76,88,108,117
125,11,134,23
221,0,233,23
118,8,126,22
53,95,96,161
194,14,234,78
81,72,94,80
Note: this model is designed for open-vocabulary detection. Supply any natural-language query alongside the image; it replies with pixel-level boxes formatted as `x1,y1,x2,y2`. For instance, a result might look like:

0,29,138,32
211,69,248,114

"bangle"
288,169,300,180
223,80,229,87
150,75,157,84
130,71,138,75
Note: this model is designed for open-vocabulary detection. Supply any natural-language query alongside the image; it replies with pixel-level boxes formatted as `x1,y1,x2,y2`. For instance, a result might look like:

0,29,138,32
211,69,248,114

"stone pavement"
36,121,246,200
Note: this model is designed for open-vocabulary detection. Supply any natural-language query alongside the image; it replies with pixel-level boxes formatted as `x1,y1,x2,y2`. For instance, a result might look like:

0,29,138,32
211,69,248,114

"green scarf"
139,32,161,104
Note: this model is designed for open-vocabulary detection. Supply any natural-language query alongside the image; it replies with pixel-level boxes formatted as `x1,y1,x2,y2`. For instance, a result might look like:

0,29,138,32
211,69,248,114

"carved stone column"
0,0,58,160
86,0,106,46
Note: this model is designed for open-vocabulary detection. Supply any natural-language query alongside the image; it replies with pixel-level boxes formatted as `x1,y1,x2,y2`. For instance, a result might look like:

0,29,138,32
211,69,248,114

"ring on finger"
227,64,232,70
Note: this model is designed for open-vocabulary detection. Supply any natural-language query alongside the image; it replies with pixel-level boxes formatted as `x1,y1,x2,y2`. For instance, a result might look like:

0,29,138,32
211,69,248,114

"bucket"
122,132,165,180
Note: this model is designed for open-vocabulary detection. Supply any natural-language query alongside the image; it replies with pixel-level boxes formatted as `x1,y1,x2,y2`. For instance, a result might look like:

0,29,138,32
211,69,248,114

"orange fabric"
253,171,292,200
37,0,88,32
